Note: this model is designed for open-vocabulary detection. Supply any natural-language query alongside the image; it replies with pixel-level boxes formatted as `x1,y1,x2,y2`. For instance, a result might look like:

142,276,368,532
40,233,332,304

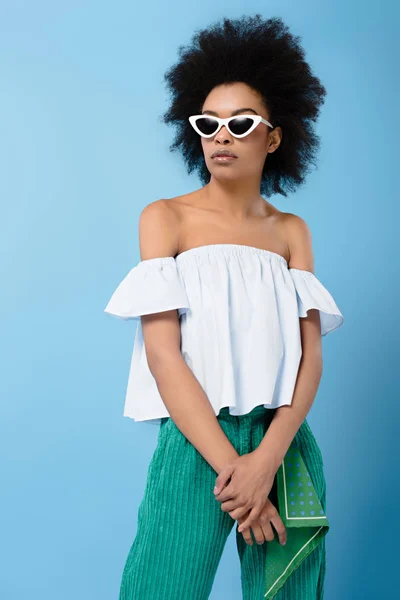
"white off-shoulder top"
104,243,344,425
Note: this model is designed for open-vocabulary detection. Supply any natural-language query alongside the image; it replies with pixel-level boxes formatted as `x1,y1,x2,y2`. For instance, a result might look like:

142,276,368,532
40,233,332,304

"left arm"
253,214,323,471
214,215,325,527
252,319,322,472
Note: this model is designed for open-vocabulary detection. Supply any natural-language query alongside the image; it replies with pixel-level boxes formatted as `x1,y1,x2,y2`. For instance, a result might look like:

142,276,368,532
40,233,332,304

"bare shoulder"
138,199,181,260
280,212,312,243
139,198,179,225
138,190,203,260
280,212,314,272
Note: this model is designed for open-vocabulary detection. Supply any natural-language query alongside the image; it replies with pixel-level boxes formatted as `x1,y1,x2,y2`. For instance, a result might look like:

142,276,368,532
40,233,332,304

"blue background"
1,2,397,598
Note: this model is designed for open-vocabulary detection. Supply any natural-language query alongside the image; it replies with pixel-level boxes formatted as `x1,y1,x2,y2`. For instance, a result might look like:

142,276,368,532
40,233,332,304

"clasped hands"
213,451,287,547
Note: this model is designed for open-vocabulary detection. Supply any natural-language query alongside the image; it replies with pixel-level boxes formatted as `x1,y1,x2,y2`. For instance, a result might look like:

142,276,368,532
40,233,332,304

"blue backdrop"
1,2,397,598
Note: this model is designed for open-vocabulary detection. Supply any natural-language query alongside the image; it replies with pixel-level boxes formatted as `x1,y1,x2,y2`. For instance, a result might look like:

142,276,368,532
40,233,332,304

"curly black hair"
159,14,327,198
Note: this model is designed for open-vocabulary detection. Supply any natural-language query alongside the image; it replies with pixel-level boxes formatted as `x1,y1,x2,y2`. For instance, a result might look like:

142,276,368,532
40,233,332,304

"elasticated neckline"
175,243,288,266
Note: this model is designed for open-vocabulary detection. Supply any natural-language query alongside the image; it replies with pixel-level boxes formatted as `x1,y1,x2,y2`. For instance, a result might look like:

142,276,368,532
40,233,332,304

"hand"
237,497,287,547
213,452,277,531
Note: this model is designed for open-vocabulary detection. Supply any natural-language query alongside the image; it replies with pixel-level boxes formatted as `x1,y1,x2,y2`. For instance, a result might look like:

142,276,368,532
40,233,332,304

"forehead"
201,83,264,116
202,107,258,116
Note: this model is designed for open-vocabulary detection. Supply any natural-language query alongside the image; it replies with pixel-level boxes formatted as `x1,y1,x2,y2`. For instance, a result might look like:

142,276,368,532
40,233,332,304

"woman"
104,14,344,600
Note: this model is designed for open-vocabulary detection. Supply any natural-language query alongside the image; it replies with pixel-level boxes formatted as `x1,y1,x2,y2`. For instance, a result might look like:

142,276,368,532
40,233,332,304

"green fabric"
119,407,327,599
264,440,329,599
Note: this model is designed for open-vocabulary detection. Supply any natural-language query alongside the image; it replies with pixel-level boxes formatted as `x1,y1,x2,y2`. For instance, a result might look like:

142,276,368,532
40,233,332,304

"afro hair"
160,14,327,198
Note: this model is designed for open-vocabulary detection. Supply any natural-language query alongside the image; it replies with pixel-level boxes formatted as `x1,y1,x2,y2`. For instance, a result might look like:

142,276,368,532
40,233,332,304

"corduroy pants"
119,405,326,599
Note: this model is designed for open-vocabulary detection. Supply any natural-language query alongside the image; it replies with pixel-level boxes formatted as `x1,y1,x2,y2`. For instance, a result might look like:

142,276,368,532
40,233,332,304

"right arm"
138,200,239,474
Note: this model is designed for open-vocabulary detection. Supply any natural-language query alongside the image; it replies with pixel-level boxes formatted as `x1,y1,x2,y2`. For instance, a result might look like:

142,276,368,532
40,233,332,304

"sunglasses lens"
195,117,219,136
229,117,254,135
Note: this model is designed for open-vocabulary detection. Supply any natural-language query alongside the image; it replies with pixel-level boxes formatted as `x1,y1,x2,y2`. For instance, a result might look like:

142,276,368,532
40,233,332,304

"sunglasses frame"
188,114,274,139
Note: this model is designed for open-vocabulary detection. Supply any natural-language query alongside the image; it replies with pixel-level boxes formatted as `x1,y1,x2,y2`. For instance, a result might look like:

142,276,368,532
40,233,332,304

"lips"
212,156,237,162
211,154,237,163
211,151,237,158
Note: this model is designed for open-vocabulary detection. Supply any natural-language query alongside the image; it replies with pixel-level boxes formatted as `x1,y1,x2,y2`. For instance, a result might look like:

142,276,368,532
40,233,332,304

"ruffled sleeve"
104,256,190,320
289,268,344,336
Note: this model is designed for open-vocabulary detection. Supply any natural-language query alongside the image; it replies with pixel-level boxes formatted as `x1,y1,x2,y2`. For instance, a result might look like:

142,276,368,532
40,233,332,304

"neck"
203,178,268,219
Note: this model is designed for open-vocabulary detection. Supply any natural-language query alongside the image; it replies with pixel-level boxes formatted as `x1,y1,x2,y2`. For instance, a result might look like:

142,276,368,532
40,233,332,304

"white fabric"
104,244,344,425
104,256,190,320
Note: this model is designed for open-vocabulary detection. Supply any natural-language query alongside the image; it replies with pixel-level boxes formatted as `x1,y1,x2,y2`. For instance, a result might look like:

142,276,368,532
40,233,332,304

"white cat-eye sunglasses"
188,114,274,139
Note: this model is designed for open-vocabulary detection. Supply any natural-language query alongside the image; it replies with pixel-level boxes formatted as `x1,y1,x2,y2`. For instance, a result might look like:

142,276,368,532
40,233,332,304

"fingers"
237,505,260,532
226,504,250,520
270,513,287,546
214,484,235,503
237,518,266,547
213,464,235,495
249,522,265,545
237,512,254,546
239,525,254,545
259,518,275,543
238,501,287,547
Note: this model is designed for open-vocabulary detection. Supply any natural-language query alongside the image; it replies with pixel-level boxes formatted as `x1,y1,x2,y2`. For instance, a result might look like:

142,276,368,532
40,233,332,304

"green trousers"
119,405,326,599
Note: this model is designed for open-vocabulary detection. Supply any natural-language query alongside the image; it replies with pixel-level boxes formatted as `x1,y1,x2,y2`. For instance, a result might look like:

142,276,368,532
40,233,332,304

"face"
199,82,282,184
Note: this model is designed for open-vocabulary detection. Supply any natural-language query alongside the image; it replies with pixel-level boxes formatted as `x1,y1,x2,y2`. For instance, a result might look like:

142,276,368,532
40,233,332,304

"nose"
214,125,232,143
